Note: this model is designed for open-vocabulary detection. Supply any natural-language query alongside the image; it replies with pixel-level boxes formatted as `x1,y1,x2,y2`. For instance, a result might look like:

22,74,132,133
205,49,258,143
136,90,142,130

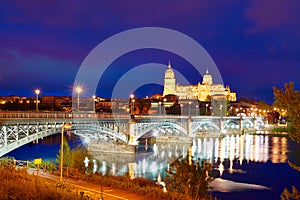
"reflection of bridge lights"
153,144,158,155
83,137,91,144
111,163,116,175
219,163,224,176
142,158,147,173
84,156,89,168
93,159,97,173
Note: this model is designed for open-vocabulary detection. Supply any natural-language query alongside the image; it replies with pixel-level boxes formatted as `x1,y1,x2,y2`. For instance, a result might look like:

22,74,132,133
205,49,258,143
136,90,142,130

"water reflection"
94,134,289,179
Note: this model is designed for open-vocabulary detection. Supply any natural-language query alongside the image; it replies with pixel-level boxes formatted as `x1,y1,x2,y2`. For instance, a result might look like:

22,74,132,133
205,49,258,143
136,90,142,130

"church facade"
163,62,236,102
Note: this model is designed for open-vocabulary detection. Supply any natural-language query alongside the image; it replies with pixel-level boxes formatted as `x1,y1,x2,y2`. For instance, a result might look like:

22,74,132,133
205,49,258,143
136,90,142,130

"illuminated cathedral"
163,62,236,101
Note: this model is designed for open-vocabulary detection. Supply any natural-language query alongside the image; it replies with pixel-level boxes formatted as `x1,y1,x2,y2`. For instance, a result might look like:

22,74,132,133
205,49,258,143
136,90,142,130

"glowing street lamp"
75,86,82,112
206,104,208,115
35,89,40,112
60,122,72,182
130,94,135,118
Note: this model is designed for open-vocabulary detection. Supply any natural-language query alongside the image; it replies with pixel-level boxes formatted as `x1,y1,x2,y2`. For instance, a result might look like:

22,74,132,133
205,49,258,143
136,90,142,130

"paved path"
28,169,160,200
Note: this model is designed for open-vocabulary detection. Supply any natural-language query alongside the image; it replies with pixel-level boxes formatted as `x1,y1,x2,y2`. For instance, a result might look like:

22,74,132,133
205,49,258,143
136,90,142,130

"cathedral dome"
165,61,175,79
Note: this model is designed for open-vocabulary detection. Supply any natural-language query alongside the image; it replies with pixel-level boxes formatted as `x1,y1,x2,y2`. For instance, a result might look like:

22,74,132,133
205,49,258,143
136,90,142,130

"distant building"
0,95,27,104
163,62,236,102
41,96,71,111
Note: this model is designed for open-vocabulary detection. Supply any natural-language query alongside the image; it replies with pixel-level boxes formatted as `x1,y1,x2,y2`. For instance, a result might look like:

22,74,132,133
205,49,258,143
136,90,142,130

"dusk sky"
0,0,300,103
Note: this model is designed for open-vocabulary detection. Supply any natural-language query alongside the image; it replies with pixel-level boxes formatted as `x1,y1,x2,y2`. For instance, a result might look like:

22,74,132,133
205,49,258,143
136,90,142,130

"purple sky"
0,0,300,103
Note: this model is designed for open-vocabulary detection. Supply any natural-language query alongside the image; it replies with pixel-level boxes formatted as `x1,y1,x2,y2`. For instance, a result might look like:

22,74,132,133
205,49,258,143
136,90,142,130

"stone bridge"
0,111,265,157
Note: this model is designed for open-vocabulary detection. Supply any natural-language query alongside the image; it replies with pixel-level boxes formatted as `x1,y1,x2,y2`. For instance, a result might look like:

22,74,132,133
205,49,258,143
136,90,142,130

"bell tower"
163,61,176,96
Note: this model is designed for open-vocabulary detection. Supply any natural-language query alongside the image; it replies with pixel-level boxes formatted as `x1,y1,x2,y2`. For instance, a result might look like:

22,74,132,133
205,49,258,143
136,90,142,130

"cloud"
245,0,297,34
0,49,77,93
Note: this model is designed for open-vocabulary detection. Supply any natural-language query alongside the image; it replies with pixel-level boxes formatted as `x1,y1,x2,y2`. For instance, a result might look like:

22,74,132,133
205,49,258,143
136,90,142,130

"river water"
5,132,300,200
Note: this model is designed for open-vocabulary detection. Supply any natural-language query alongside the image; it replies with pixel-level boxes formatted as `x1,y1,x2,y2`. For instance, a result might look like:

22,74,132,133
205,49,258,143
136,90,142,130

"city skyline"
0,1,300,103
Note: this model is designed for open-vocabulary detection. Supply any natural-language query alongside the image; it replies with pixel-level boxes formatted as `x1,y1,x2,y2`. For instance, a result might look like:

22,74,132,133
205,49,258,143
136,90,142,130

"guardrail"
0,158,79,180
0,111,129,119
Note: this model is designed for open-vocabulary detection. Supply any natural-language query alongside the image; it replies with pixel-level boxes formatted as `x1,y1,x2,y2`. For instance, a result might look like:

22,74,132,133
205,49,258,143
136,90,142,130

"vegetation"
165,156,214,200
0,159,83,200
273,82,300,142
79,173,181,200
273,82,300,199
56,139,93,174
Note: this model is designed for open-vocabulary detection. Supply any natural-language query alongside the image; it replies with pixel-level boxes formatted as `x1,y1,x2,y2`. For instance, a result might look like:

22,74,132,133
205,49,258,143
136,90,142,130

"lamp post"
60,123,72,182
130,94,135,118
163,98,166,115
196,105,199,116
158,102,161,115
92,95,96,112
35,89,40,112
188,102,192,117
206,104,208,115
75,86,82,112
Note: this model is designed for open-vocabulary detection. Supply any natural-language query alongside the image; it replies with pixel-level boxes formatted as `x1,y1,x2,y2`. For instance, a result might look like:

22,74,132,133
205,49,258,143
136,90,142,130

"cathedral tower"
163,61,176,96
202,69,213,85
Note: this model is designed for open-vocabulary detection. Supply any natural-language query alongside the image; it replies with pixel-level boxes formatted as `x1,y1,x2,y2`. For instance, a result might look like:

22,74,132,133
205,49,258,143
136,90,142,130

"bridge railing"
0,111,130,119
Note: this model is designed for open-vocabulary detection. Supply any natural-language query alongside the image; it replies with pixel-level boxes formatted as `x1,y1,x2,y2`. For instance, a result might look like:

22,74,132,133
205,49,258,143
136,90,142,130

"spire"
206,68,209,74
168,60,171,68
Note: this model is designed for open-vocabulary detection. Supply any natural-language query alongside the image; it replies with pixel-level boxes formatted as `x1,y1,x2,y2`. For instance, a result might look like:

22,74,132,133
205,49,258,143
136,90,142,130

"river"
5,132,300,200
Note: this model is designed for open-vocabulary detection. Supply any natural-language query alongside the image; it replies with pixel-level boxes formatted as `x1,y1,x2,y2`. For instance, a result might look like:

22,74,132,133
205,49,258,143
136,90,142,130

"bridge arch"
255,118,265,128
191,121,220,135
223,120,240,130
242,118,254,128
135,121,188,141
0,123,62,157
73,124,128,143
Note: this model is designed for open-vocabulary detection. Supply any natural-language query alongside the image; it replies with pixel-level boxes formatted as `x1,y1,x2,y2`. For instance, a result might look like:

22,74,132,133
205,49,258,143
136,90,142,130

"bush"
0,163,82,200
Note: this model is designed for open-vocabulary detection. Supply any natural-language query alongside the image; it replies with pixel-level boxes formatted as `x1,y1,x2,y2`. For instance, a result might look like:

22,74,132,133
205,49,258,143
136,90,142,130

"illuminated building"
163,62,236,101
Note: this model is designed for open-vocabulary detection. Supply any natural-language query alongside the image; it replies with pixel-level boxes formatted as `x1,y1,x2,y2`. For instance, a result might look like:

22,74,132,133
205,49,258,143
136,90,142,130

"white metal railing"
0,111,129,119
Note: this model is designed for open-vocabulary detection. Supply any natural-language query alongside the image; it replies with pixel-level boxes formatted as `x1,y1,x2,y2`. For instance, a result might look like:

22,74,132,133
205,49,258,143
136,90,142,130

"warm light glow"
63,122,72,129
75,86,82,94
35,89,40,95
130,94,134,99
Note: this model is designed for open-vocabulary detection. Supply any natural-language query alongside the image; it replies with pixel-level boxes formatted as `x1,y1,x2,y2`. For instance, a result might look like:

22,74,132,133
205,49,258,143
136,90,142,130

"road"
28,169,160,200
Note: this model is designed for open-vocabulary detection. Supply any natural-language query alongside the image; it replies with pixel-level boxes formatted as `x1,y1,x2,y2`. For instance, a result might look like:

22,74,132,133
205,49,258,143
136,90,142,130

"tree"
56,138,72,167
273,82,300,199
273,82,300,141
165,155,213,200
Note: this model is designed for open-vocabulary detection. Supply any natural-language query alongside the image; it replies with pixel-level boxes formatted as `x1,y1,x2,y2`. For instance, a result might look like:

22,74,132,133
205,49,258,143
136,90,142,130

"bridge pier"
187,117,192,136
128,119,138,145
239,116,243,131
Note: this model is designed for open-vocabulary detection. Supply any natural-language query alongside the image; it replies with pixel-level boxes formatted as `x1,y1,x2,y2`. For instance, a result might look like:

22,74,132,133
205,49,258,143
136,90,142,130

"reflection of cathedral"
163,62,236,101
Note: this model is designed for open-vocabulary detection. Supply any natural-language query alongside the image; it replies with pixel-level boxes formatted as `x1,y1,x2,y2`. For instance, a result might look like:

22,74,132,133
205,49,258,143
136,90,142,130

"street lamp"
158,102,161,115
196,105,199,116
35,89,40,112
163,98,166,115
75,86,82,112
60,122,72,182
206,104,208,115
188,102,192,117
130,94,135,118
